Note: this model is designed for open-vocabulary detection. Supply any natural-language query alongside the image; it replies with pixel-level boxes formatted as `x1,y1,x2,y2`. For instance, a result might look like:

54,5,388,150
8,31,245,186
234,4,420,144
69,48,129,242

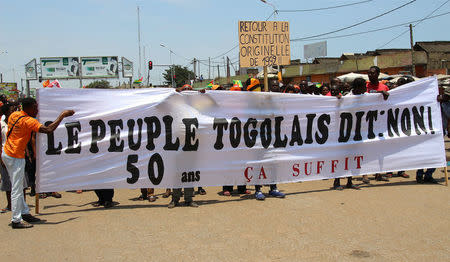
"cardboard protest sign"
239,21,290,68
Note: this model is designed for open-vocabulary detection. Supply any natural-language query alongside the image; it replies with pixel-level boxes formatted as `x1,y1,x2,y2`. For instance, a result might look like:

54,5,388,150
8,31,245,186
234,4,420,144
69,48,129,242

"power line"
378,0,449,48
211,44,239,60
414,0,449,27
177,1,422,70
206,1,374,59
265,11,276,21
297,11,450,42
170,50,192,62
278,0,373,12
163,7,447,72
197,55,239,67
377,29,410,49
291,0,417,41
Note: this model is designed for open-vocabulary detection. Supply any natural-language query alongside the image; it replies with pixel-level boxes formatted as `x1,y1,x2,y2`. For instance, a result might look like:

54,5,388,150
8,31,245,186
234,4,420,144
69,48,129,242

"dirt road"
0,146,449,261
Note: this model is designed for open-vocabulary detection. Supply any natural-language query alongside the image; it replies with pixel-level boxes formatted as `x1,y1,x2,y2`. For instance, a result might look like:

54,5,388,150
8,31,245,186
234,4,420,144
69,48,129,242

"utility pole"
223,57,226,73
171,52,175,88
238,55,241,76
208,57,211,80
193,58,197,80
226,56,231,84
143,46,146,86
0,73,2,83
146,45,152,86
26,79,30,97
409,24,416,76
137,6,142,78
217,65,220,82
78,59,83,88
198,60,200,80
147,68,150,87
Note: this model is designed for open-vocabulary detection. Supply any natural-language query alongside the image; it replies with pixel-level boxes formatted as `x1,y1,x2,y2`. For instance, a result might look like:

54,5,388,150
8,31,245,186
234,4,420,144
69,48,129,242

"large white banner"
36,77,446,192
40,57,80,79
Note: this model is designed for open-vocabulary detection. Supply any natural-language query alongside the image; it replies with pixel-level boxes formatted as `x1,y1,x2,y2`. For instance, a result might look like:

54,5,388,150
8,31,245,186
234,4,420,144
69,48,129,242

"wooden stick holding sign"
263,66,269,92
35,193,39,214
445,166,448,186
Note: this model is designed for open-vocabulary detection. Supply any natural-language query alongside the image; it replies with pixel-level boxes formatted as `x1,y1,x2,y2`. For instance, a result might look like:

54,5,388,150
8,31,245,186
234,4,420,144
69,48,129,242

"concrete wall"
283,51,430,82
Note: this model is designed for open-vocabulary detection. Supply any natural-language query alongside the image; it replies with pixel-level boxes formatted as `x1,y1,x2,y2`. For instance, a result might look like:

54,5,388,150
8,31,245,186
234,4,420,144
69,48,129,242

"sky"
0,0,449,90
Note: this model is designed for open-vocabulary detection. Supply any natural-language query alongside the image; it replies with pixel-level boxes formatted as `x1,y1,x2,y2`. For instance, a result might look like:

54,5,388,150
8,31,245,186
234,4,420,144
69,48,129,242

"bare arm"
38,110,75,134
31,132,36,159
380,90,389,100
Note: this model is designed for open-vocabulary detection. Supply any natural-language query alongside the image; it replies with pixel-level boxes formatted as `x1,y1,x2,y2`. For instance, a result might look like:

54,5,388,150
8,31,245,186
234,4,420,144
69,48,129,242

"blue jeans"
255,184,277,192
2,153,30,223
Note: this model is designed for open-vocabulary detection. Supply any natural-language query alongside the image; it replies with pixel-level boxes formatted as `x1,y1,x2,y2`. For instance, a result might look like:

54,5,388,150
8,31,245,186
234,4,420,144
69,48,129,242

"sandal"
362,176,370,184
223,190,231,196
333,185,344,190
162,189,171,198
137,195,148,201
39,193,48,199
92,201,103,207
51,192,62,198
346,184,360,190
375,174,389,181
198,188,206,195
398,171,409,178
148,195,157,202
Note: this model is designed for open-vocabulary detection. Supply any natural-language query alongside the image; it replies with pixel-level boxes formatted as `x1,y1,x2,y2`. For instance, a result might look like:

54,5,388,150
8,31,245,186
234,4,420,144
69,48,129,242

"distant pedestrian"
367,66,389,100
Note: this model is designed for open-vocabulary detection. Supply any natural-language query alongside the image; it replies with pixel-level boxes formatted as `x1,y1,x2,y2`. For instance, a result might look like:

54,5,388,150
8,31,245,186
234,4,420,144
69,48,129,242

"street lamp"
160,43,175,88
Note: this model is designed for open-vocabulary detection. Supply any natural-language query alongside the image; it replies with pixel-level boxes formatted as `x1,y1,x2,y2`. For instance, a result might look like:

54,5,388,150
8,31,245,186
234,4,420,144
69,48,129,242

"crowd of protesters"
0,66,447,229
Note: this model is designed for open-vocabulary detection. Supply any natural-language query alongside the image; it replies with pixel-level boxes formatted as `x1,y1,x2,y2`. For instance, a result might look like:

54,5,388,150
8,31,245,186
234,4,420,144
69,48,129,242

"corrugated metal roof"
414,41,450,53
340,53,366,60
312,57,341,64
283,51,427,77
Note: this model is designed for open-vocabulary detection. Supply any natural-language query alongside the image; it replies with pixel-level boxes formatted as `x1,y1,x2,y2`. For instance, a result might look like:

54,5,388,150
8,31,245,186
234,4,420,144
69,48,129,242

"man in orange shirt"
2,98,74,229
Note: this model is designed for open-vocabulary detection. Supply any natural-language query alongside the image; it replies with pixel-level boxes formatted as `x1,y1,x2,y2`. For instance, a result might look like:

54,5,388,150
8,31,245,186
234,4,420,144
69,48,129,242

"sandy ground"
0,148,449,261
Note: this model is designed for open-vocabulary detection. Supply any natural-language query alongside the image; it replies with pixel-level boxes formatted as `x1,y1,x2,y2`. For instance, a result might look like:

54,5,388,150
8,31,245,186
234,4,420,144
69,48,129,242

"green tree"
85,80,111,89
162,65,195,87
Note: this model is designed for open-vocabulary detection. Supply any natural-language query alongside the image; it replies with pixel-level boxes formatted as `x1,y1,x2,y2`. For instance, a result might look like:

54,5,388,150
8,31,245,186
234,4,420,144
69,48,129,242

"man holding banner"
2,98,74,229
